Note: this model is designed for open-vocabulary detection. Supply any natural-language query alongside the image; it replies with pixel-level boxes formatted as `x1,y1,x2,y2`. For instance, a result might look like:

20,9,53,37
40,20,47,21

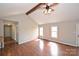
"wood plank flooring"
4,37,16,45
0,39,78,56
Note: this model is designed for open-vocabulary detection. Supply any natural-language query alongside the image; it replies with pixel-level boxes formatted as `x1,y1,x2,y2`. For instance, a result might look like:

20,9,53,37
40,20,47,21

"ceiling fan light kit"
43,8,53,14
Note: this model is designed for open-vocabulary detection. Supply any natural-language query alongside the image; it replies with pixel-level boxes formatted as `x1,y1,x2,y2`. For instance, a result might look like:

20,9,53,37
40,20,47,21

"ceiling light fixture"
43,4,54,14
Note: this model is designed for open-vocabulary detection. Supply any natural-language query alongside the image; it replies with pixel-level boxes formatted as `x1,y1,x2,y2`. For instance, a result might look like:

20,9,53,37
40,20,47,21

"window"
51,26,58,38
39,27,43,36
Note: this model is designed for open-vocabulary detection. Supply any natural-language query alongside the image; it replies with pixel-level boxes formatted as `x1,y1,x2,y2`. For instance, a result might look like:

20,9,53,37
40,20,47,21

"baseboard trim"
18,39,34,44
18,37,38,45
42,39,77,47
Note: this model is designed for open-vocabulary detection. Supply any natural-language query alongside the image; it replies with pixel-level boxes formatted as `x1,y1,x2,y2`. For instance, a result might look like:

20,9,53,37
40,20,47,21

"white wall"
1,14,38,44
39,20,79,47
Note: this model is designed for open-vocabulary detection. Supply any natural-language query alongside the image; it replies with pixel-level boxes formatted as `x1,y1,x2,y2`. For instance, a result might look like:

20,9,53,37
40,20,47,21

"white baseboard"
57,41,77,47
43,39,77,47
18,39,35,45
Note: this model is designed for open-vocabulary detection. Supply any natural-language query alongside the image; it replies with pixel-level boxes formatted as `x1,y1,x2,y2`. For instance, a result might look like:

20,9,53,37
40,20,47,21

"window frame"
51,26,58,38
39,26,43,37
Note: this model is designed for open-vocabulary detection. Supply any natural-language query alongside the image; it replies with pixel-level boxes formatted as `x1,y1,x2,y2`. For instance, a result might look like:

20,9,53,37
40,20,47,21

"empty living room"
0,2,79,57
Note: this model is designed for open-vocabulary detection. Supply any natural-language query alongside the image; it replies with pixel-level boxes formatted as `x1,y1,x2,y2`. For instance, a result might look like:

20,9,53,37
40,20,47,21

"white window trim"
51,26,58,38
39,26,43,37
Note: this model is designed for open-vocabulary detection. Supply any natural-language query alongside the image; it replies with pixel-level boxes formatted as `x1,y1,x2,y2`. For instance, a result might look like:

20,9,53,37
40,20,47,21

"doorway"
4,25,12,40
4,24,17,45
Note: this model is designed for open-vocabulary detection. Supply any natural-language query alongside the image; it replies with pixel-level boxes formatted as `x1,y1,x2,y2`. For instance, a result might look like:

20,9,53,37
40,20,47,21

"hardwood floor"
4,37,16,45
0,39,78,56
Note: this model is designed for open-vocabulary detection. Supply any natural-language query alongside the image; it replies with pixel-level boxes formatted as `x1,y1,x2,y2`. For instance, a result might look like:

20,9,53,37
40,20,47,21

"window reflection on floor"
39,39,44,50
36,39,40,41
48,42,58,56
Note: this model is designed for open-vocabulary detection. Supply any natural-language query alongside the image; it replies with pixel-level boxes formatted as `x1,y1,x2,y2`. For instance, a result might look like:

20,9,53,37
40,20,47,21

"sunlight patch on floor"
39,39,44,50
48,42,58,56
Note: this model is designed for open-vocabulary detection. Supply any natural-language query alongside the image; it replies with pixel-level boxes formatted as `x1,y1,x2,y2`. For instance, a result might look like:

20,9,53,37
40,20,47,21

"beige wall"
39,20,78,46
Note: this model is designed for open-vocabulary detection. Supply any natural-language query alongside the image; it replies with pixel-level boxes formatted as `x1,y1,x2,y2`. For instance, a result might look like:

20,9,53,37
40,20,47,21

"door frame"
4,25,12,39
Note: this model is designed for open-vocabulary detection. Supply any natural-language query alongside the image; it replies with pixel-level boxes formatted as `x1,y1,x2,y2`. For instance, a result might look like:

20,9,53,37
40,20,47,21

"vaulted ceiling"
0,3,37,18
0,3,79,24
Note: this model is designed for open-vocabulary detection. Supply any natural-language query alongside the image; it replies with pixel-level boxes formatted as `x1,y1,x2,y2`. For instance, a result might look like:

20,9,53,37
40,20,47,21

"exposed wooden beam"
50,3,59,7
26,3,42,15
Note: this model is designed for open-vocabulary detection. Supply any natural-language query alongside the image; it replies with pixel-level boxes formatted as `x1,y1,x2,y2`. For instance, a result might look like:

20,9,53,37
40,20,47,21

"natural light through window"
51,26,58,38
39,27,43,36
48,42,58,56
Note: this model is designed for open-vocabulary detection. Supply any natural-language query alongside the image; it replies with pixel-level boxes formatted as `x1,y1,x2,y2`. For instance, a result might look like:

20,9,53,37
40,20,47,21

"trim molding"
42,39,78,47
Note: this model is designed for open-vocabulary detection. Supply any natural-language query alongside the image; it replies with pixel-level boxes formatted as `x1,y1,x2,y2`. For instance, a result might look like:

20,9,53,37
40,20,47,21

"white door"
76,24,79,46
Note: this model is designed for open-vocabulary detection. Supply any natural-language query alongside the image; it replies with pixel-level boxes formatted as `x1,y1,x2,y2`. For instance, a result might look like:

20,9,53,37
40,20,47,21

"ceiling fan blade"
26,3,43,15
50,3,59,7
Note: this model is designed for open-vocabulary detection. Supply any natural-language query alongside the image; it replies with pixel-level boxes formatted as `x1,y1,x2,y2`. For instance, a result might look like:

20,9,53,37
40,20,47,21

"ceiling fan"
26,3,59,15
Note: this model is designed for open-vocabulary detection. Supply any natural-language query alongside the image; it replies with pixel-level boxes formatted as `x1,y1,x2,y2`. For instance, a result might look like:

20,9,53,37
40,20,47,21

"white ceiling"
29,3,79,24
0,3,79,24
0,3,37,18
